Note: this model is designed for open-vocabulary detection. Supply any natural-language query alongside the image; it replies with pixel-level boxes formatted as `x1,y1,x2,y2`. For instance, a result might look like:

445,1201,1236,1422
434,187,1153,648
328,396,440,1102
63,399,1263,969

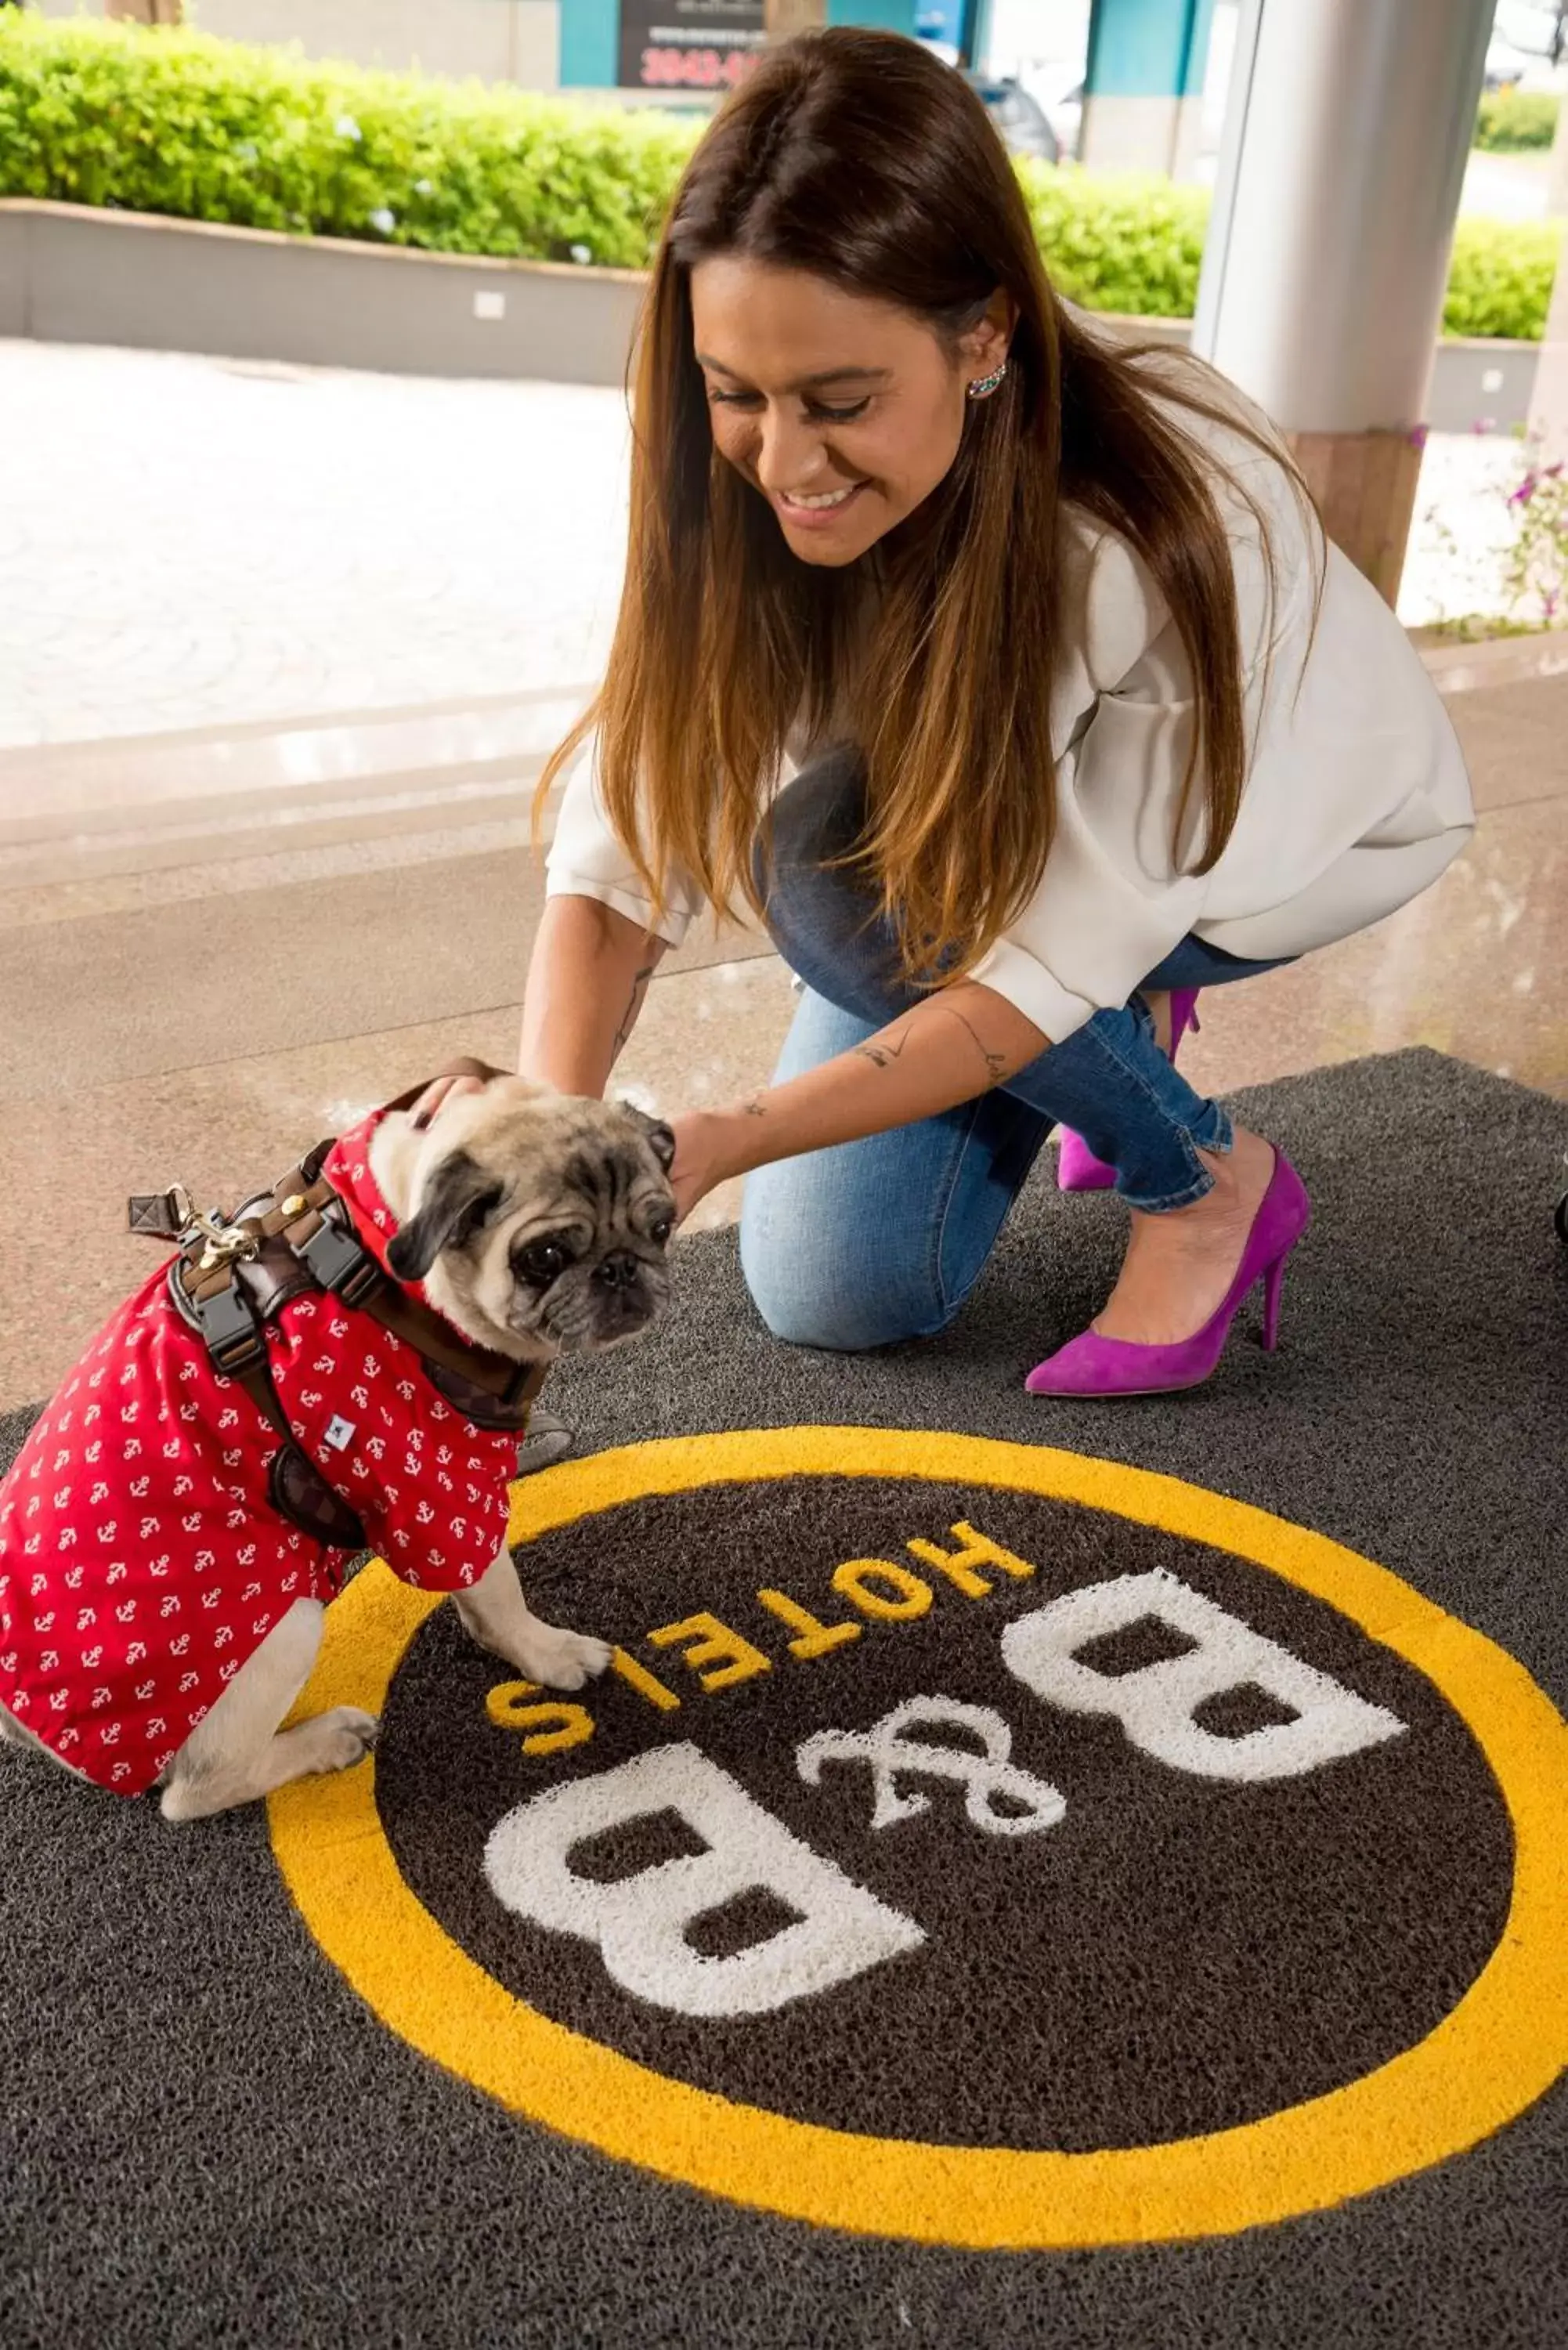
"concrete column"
1526,222,1568,468
1191,0,1493,605
1079,0,1216,179
1546,83,1568,215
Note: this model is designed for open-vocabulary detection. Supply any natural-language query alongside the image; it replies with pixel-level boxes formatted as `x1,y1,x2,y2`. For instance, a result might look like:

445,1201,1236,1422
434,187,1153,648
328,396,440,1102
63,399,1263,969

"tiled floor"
3,338,1565,1412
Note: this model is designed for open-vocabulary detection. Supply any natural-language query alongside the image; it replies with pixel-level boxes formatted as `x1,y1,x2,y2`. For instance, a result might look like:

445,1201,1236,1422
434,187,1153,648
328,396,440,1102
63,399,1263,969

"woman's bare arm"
517,894,668,1096
410,894,667,1123
666,978,1049,1218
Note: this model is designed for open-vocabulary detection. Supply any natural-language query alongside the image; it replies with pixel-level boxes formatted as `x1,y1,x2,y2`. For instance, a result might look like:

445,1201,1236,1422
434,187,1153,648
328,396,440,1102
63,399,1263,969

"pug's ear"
621,1104,677,1171
388,1151,504,1282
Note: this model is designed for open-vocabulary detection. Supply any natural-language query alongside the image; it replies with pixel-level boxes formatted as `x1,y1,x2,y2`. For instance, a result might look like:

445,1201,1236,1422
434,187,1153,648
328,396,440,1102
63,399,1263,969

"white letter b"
1001,1570,1404,1781
483,1741,923,2017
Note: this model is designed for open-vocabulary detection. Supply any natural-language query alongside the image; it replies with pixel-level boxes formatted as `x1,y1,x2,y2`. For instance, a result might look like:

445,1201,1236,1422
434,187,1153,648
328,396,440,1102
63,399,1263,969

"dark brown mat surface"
381,1478,1512,2152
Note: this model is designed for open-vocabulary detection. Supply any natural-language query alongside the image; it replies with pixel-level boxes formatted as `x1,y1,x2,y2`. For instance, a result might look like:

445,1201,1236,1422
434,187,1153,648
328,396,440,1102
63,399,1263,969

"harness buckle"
299,1211,381,1307
193,1278,266,1377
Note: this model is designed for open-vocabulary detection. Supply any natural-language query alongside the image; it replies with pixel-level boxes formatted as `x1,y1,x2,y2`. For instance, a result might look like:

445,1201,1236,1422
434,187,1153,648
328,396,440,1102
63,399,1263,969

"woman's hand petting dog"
662,1108,737,1225
408,1069,487,1132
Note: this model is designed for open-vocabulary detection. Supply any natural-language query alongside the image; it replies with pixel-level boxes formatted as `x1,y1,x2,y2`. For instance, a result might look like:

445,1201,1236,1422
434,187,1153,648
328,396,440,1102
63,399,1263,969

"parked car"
1490,0,1563,60
1038,73,1084,161
965,73,1061,162
1485,34,1540,87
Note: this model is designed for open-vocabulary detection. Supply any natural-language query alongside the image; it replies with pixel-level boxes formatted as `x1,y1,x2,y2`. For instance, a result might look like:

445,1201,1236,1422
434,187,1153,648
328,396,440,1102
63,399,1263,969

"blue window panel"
1086,0,1216,100
562,0,620,88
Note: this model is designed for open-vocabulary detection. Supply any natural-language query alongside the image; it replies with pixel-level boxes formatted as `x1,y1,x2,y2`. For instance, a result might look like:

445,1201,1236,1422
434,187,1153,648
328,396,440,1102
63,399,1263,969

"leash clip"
184,1201,262,1271
127,1180,262,1267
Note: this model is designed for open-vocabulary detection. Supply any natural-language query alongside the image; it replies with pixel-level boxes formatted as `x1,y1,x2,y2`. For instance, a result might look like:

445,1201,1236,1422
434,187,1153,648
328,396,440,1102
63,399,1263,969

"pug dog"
381,1079,674,1359
0,1075,676,1822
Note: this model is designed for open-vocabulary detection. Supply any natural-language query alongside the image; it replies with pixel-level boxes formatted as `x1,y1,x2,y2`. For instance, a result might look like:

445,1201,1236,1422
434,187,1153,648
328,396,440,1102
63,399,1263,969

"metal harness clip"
182,1204,262,1271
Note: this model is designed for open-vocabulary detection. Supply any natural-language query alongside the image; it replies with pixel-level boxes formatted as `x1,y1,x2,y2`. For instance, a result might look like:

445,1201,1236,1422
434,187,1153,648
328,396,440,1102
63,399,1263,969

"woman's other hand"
406,1071,486,1132
666,1108,742,1225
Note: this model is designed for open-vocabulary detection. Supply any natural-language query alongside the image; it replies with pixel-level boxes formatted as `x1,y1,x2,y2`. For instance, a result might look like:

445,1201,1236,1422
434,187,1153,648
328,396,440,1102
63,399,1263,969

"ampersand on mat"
796,1695,1066,1838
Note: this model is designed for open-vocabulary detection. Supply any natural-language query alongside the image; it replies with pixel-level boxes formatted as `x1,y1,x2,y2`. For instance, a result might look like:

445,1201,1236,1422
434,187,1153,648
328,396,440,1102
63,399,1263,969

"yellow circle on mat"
269,1427,1568,2250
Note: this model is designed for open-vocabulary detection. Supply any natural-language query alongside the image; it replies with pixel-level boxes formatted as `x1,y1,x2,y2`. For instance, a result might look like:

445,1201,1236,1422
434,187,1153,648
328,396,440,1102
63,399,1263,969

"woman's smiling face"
690,257,1006,568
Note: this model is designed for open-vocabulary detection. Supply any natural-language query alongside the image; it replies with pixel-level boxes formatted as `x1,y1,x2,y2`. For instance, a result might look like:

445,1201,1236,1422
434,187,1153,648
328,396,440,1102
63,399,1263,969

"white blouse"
545,369,1474,1045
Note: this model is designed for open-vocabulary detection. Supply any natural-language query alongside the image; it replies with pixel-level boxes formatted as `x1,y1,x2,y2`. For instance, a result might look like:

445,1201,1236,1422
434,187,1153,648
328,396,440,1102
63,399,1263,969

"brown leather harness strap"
134,1060,548,1549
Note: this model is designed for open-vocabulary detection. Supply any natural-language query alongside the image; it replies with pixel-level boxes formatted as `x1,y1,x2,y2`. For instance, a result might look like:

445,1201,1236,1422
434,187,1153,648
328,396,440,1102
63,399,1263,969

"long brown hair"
542,27,1314,984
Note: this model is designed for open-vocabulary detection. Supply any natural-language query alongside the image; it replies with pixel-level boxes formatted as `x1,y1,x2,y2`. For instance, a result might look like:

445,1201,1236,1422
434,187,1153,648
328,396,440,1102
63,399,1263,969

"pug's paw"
302,1706,381,1773
516,1625,614,1691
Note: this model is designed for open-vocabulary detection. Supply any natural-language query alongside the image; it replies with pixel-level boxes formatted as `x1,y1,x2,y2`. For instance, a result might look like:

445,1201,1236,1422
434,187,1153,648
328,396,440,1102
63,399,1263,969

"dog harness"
0,1065,548,1795
142,1061,546,1548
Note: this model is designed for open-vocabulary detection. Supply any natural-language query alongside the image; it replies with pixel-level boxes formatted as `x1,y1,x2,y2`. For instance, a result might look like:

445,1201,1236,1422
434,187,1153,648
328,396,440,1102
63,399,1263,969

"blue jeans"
739,750,1290,1351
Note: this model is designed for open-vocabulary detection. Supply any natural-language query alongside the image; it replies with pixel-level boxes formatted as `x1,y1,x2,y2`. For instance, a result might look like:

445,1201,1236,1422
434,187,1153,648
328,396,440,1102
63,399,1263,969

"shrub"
0,16,1558,337
1473,88,1559,152
1501,451,1568,624
1443,216,1560,342
0,15,699,267
1014,159,1209,319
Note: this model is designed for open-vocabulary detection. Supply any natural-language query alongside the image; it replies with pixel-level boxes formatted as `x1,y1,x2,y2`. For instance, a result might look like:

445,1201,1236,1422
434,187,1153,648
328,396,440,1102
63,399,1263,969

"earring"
966,360,1008,400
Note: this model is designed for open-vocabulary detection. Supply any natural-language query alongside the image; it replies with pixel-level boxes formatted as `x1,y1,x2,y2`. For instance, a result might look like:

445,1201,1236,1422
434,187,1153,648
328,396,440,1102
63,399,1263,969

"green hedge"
0,16,1558,338
0,15,696,267
1444,215,1562,341
1473,87,1559,152
1013,160,1208,320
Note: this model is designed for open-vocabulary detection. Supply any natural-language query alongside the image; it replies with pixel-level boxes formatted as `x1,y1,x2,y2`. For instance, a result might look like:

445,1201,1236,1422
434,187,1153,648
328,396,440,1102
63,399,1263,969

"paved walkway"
0,341,630,748
0,338,1535,750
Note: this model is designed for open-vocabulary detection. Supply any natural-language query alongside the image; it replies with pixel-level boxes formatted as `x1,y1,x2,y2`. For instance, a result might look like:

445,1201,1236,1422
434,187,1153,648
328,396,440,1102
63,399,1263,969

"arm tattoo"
853,1025,913,1071
940,1004,1011,1086
742,1091,768,1119
611,962,657,1058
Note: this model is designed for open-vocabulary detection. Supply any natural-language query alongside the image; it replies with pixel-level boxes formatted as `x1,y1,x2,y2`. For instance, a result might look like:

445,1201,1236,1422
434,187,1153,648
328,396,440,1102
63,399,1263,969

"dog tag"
323,1415,356,1452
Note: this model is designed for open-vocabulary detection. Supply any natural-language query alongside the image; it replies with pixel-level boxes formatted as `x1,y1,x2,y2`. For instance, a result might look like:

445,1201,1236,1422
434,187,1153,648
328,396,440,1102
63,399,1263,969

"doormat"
2,1051,1566,2349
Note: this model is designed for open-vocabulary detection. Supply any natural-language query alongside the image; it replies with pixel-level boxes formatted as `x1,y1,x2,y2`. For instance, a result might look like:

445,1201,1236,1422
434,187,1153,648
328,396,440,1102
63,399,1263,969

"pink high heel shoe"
1057,989,1202,1192
1025,1149,1310,1398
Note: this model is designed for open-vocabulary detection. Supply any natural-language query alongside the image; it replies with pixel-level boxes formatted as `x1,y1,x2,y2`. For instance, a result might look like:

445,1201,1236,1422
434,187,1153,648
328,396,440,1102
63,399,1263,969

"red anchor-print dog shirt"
0,1112,521,1795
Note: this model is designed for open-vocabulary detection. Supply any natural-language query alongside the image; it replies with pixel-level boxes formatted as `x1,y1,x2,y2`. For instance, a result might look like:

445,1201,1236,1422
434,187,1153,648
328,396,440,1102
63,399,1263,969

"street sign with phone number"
618,1,765,91
637,45,761,89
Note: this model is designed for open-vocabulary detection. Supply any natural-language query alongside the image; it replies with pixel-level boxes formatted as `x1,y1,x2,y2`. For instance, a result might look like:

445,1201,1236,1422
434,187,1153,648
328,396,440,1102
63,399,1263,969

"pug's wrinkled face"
385,1083,677,1359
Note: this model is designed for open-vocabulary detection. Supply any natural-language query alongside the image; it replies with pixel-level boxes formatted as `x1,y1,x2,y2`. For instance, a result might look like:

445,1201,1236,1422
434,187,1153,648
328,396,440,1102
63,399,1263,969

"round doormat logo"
269,1429,1568,2249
